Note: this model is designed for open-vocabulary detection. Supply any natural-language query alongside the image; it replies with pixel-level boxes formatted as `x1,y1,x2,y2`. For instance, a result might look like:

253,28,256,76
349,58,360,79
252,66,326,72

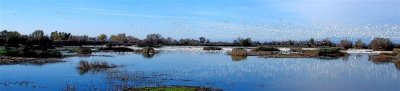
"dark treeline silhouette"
0,30,398,51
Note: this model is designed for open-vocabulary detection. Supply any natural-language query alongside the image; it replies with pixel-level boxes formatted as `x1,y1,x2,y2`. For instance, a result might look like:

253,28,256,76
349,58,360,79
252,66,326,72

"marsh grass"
303,50,319,57
369,53,398,63
77,60,119,74
2,49,62,58
230,48,247,56
393,48,400,54
0,56,64,65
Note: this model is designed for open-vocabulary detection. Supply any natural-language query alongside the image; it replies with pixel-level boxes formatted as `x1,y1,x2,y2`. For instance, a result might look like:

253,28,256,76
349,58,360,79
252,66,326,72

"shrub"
203,47,222,50
231,48,247,56
141,47,155,54
77,60,118,74
0,49,7,55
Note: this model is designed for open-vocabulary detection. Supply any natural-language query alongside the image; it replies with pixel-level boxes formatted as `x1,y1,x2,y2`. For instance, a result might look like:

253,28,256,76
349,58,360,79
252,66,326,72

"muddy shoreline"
0,56,65,65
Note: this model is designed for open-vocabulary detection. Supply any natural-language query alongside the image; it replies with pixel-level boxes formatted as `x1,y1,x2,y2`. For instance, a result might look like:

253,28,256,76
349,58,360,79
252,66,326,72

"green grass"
0,49,7,55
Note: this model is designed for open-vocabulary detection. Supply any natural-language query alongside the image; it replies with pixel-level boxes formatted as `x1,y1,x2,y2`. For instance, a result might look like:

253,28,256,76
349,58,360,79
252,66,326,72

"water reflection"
395,62,400,70
341,55,350,61
230,55,247,61
142,53,155,58
1,51,400,91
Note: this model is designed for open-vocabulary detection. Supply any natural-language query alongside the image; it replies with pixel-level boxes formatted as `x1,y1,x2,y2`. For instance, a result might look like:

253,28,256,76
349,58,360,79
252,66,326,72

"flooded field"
0,47,399,91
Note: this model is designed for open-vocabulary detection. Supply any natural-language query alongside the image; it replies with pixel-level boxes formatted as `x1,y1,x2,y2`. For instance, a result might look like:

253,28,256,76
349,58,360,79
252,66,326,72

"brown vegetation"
393,48,400,54
368,53,397,62
370,38,394,51
394,61,400,70
77,60,119,74
231,55,247,61
230,48,247,56
303,50,320,57
339,39,352,50
0,56,64,65
141,47,155,54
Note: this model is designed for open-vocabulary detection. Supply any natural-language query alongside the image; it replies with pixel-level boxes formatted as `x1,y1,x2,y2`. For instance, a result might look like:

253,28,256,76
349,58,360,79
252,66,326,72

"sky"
0,0,399,42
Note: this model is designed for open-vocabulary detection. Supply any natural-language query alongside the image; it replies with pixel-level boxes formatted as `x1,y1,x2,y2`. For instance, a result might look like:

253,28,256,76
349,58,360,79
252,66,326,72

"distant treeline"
0,30,398,51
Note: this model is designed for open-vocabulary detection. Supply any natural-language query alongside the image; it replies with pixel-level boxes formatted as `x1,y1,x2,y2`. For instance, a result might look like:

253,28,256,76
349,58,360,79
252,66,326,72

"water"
0,49,399,91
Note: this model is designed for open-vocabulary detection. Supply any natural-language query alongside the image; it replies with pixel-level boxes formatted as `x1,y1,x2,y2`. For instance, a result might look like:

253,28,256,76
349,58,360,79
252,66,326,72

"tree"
51,31,71,41
234,37,252,46
30,30,45,41
308,38,315,47
109,35,117,42
179,38,199,46
144,34,164,46
370,38,394,51
199,37,206,43
319,38,333,46
2,30,23,44
97,34,107,41
0,30,8,45
109,33,127,43
50,31,59,40
354,39,364,49
126,36,140,44
339,39,352,50
163,37,174,45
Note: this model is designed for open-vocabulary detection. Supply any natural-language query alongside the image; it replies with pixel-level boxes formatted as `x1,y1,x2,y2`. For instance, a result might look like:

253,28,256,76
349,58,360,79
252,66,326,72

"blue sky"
0,0,399,42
